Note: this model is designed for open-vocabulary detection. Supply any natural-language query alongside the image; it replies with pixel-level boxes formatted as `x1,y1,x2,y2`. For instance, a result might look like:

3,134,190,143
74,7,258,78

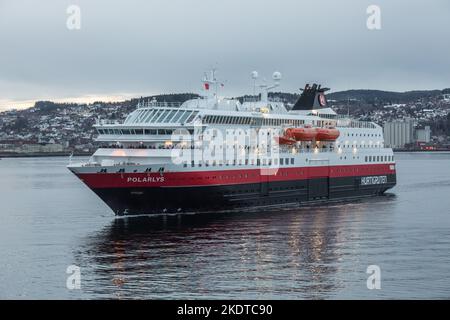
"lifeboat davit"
315,128,340,141
285,127,317,141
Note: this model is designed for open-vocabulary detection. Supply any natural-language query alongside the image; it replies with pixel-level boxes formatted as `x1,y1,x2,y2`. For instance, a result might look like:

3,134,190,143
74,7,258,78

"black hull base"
92,175,397,216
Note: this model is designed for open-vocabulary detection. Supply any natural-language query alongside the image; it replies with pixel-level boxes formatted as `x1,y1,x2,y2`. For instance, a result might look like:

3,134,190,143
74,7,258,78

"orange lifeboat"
315,128,340,141
286,127,318,141
275,136,296,145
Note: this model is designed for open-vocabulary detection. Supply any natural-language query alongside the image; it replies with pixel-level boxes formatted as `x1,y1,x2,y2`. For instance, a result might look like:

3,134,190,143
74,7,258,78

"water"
0,153,450,299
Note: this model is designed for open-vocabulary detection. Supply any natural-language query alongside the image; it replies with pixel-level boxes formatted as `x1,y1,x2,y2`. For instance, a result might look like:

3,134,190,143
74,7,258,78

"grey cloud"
0,0,449,109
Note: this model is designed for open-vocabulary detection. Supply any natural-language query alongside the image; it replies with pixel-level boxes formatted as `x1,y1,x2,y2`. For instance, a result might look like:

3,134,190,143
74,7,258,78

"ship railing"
137,101,183,109
279,146,335,153
242,96,259,103
81,163,101,167
242,97,284,103
336,117,376,129
97,119,121,125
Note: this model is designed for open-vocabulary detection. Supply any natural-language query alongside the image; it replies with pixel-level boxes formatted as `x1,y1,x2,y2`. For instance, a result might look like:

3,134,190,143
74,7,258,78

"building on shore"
0,142,64,154
383,119,416,148
415,126,431,143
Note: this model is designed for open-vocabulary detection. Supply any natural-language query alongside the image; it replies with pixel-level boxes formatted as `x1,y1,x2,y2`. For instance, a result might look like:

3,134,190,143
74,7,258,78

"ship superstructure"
68,71,396,215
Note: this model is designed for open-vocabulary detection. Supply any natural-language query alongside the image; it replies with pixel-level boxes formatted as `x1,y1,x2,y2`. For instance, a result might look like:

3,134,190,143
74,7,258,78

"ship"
68,71,396,215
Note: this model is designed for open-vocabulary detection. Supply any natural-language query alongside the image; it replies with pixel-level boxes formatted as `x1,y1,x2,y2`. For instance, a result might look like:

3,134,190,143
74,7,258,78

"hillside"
327,89,446,104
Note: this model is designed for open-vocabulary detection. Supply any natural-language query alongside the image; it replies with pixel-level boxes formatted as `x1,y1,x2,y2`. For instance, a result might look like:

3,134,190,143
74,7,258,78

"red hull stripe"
75,164,396,189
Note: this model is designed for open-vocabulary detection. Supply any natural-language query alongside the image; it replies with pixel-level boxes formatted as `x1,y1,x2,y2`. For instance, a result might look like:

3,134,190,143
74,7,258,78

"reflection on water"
2,153,450,299
76,196,397,299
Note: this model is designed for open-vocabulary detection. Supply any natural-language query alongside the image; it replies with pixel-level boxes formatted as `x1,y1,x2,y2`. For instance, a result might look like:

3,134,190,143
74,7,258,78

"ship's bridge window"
155,109,170,122
179,111,194,123
186,112,199,123
144,129,157,135
162,110,177,123
171,110,183,122
149,110,163,123
143,110,156,123
171,110,184,122
160,129,174,135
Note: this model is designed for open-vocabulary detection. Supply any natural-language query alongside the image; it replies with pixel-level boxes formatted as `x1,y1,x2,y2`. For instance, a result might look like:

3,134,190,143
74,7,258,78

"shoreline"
394,149,450,153
0,152,92,158
2,150,450,159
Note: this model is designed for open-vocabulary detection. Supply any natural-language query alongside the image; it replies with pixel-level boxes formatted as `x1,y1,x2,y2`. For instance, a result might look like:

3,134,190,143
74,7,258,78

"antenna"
259,71,282,103
347,96,350,117
251,71,258,96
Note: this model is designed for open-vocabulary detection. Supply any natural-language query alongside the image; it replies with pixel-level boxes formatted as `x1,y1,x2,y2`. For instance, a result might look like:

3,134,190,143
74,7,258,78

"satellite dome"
272,71,282,81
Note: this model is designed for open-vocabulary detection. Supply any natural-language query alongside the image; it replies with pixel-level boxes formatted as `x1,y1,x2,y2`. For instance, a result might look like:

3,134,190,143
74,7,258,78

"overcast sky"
0,0,449,110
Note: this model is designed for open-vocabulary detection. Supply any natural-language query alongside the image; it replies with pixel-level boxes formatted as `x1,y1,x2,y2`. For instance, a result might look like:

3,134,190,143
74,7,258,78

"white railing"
137,101,182,109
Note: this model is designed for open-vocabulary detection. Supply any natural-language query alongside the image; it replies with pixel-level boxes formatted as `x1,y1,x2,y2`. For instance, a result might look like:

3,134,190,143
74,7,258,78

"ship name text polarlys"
127,176,165,183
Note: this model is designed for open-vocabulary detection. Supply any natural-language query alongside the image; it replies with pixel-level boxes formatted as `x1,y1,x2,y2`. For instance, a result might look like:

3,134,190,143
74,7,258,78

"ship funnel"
291,83,330,111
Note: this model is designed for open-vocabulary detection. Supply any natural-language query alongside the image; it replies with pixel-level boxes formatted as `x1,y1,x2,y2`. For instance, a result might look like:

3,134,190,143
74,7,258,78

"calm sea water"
0,153,450,299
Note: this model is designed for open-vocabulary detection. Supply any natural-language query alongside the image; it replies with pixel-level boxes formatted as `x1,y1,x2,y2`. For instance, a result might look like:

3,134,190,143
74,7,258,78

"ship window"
142,110,155,123
291,158,294,165
149,110,163,123
186,111,199,123
169,110,181,123
163,110,177,123
134,110,144,123
280,158,284,165
178,111,192,123
175,110,186,123
148,110,161,123
156,110,170,123
134,129,143,135
140,110,152,122
122,129,131,134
